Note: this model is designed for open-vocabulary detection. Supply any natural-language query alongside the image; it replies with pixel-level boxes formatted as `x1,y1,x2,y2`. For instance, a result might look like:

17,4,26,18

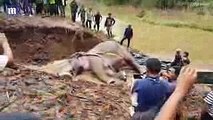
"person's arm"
100,15,102,22
104,18,107,27
124,28,127,37
1,40,14,65
131,29,133,38
78,8,81,16
155,67,197,120
112,18,116,25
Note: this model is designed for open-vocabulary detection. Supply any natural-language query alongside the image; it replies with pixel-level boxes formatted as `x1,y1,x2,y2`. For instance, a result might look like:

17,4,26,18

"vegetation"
97,0,213,12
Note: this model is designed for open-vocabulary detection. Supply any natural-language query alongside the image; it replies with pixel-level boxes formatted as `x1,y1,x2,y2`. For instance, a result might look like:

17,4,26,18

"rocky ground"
0,16,212,120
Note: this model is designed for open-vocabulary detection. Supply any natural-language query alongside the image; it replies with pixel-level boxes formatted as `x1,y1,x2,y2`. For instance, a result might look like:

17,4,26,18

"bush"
96,0,130,6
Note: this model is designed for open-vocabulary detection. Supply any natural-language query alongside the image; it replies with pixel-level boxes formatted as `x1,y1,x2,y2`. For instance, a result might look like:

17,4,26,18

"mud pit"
0,17,103,65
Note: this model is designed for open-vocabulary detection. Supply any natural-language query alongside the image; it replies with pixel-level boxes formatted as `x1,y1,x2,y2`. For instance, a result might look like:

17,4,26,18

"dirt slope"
0,17,104,65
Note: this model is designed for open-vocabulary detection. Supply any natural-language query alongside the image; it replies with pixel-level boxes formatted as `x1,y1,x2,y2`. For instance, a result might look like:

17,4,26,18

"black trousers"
120,37,131,47
86,20,92,29
81,18,85,27
36,3,43,14
49,4,56,16
59,5,65,17
71,12,77,22
94,21,100,31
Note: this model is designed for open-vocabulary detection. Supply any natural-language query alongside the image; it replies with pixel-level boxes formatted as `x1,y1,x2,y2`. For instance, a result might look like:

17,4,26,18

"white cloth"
0,55,8,71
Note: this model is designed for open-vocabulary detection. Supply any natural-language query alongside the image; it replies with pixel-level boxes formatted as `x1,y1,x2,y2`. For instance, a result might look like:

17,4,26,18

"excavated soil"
0,17,103,65
0,68,131,120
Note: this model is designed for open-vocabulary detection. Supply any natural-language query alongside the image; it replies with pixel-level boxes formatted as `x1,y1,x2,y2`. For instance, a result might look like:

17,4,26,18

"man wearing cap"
131,58,174,120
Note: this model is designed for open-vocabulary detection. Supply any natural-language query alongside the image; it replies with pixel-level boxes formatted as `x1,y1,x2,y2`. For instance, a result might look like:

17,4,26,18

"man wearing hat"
131,58,174,120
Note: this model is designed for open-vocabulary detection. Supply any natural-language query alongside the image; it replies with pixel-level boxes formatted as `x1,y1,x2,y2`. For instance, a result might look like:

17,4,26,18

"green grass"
68,0,213,65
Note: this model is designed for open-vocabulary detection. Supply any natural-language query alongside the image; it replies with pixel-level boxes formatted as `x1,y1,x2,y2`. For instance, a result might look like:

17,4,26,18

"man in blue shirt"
131,58,173,120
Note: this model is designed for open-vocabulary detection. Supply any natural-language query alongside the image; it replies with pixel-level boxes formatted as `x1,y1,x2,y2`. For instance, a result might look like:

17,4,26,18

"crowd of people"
70,0,116,38
1,0,133,45
171,49,190,67
1,0,67,16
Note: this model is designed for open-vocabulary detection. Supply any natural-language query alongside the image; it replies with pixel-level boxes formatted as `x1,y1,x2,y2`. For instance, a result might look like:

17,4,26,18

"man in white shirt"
86,8,93,29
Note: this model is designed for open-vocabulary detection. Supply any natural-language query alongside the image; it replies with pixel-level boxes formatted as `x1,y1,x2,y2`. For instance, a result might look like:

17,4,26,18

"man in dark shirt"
35,0,43,14
104,13,115,38
182,51,190,66
93,11,102,32
171,49,183,67
70,0,78,22
120,25,133,48
131,58,173,120
78,5,86,27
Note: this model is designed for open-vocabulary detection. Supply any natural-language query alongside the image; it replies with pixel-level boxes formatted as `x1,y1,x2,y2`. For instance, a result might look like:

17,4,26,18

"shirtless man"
69,41,143,84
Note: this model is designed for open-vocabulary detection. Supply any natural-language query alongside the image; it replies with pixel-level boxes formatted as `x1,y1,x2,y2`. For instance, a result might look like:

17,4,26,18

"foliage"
96,0,213,10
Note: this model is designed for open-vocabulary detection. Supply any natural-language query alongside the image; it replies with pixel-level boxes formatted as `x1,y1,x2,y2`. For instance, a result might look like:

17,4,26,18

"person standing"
171,49,183,67
182,51,190,66
78,5,86,27
58,0,66,17
86,8,93,29
49,0,56,16
104,13,115,38
42,0,49,17
120,24,133,48
93,11,102,32
35,0,43,15
70,0,78,22
22,0,33,16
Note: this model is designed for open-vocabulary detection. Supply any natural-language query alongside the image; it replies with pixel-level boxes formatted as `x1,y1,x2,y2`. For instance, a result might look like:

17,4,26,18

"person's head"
183,51,189,57
108,13,112,17
146,58,162,75
167,66,181,81
128,24,132,28
97,11,100,14
89,8,92,12
175,48,182,55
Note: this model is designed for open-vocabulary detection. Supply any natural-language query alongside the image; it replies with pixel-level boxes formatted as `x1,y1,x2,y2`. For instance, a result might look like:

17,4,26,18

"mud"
0,17,103,65
0,68,131,120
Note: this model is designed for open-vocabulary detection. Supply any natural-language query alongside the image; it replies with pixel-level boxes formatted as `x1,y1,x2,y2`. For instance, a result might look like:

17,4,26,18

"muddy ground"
0,16,211,120
0,17,104,65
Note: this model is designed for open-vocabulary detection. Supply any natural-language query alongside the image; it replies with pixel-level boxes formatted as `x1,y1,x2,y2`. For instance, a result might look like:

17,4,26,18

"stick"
0,98,17,112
